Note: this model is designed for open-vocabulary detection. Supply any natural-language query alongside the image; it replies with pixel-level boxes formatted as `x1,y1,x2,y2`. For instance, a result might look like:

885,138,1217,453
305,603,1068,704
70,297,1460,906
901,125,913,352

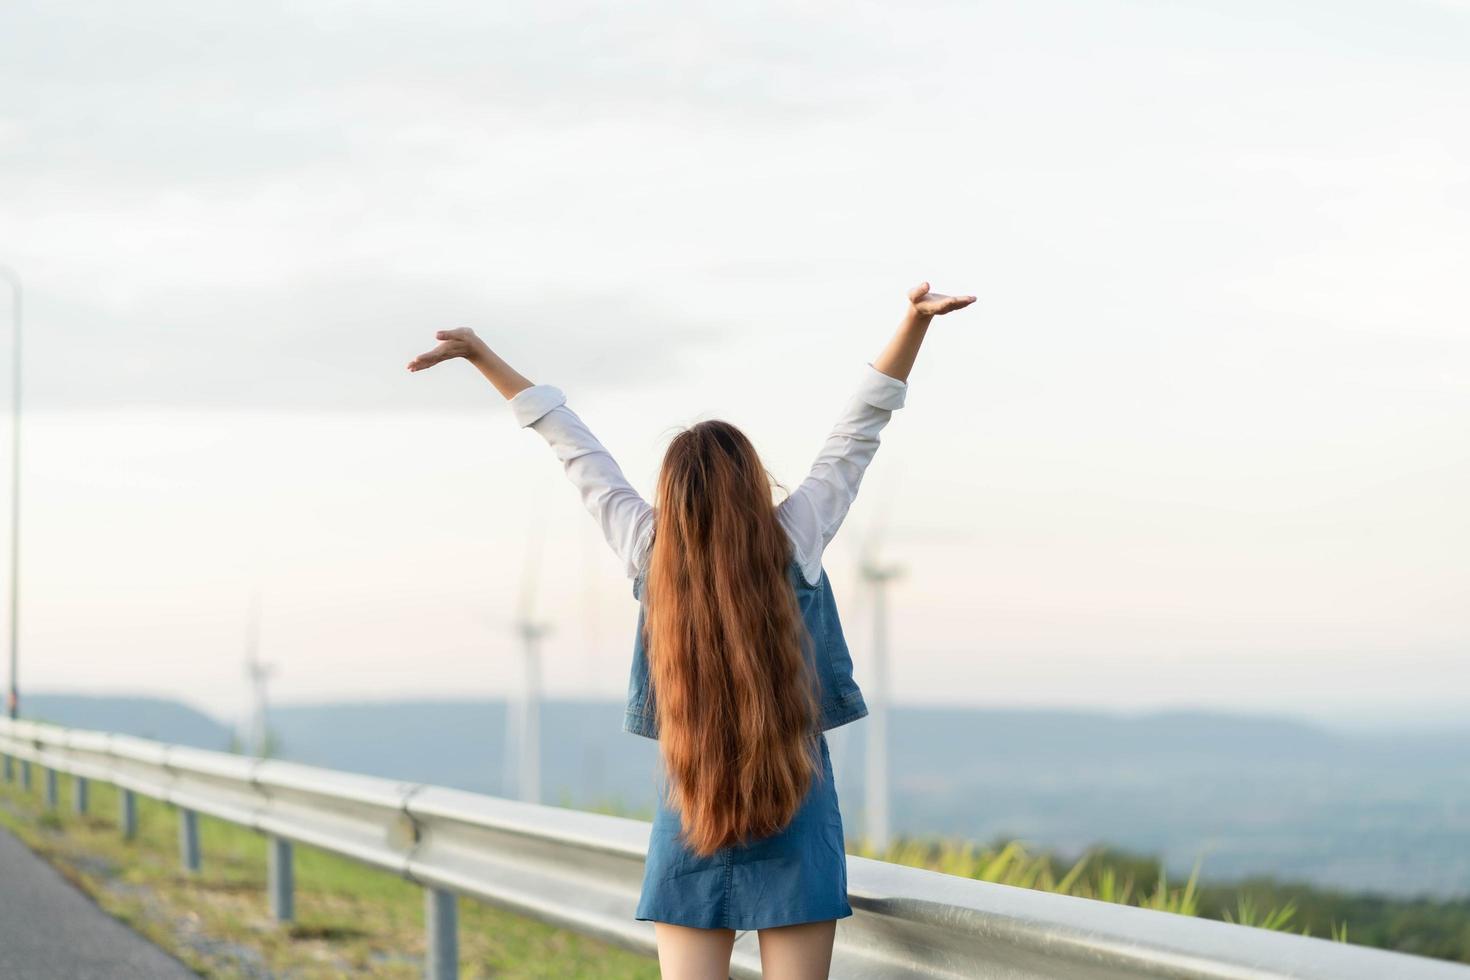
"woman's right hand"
407,327,536,400
406,327,489,372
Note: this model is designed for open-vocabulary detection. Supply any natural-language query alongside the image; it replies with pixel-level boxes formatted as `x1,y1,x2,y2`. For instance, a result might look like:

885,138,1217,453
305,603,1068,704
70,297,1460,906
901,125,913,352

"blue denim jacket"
622,557,868,739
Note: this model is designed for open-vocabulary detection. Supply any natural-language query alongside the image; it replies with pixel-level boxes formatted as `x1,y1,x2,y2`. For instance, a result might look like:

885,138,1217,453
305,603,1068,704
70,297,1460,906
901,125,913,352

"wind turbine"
243,588,276,758
859,540,903,855
577,519,609,805
852,477,971,857
504,495,551,804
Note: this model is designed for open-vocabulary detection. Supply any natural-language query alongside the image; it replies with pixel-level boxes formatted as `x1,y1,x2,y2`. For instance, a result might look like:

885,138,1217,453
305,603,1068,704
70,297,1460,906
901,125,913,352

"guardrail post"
73,776,89,816
20,759,31,790
120,788,137,840
268,835,295,922
44,767,58,809
425,887,458,980
178,807,201,872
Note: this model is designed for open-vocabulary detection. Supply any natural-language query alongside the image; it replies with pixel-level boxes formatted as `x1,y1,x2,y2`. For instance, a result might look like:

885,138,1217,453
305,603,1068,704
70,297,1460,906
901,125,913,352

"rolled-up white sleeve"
509,384,568,427
509,384,654,580
776,363,908,585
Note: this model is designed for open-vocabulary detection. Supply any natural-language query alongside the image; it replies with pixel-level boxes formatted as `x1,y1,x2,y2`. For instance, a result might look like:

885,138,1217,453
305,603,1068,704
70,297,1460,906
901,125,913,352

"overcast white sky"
2,0,1466,730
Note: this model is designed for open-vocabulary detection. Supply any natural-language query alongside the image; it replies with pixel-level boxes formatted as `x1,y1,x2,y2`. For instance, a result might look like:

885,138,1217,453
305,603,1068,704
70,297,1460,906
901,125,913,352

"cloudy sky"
2,0,1466,730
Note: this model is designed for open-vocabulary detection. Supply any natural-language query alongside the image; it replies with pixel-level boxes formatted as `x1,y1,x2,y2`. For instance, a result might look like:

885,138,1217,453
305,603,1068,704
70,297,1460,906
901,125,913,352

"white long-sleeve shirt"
508,363,909,587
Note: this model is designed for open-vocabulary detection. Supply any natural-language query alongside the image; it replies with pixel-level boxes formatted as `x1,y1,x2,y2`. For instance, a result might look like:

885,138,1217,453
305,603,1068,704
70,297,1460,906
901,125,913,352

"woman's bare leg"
757,919,837,979
653,922,736,979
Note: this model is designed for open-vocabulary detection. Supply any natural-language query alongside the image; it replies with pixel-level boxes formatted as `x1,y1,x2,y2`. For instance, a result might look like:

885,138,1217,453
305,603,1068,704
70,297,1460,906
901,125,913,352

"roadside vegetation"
580,795,1469,966
0,774,658,979
845,836,1469,964
4,774,1466,976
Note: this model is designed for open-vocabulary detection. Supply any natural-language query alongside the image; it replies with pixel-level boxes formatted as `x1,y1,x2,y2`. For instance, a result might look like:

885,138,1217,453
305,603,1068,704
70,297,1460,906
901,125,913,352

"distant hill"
20,694,234,750
19,693,1470,899
262,698,662,807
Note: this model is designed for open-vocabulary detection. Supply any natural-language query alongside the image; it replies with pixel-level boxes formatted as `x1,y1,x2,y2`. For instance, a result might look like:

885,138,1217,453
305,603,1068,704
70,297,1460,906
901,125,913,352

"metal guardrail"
2,717,1467,980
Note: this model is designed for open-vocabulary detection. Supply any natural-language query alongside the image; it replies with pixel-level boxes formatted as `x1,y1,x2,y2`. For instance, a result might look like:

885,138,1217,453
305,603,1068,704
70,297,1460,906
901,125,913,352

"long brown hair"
644,419,822,857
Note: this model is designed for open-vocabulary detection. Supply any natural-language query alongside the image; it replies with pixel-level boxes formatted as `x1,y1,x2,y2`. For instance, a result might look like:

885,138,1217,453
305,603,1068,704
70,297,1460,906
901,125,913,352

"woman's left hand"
908,282,977,317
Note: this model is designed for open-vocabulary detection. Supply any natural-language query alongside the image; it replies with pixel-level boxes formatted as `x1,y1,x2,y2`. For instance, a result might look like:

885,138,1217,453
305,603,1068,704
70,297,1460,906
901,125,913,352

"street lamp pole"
0,266,19,722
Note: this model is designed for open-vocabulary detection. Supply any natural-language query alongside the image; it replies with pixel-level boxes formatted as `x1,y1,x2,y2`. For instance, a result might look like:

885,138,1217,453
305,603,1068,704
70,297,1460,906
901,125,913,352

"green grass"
509,793,1470,965
847,834,1470,964
850,836,1212,917
0,770,657,979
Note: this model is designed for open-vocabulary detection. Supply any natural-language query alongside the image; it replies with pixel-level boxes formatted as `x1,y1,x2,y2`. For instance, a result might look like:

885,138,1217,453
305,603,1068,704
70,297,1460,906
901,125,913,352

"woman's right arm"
508,389,654,580
776,283,975,584
408,329,654,579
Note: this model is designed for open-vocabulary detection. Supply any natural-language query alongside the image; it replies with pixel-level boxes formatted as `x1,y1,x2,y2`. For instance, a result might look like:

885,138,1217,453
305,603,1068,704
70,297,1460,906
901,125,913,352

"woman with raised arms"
408,282,977,979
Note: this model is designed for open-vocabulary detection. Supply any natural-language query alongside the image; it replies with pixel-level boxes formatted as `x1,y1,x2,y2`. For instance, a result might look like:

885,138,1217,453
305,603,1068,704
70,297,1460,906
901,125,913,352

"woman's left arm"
408,329,654,579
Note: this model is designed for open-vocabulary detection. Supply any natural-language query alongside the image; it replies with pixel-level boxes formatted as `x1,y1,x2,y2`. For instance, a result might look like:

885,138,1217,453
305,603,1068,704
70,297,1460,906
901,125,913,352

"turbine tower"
505,502,551,804
850,475,969,856
511,615,550,804
859,549,903,855
243,588,276,758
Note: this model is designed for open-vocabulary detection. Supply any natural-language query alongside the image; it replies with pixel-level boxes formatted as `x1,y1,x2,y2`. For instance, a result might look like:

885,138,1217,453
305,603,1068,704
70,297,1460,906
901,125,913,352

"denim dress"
628,558,864,930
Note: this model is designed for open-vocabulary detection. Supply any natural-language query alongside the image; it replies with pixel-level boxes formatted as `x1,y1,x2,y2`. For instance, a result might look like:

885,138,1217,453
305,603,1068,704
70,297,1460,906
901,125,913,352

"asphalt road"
0,825,197,979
